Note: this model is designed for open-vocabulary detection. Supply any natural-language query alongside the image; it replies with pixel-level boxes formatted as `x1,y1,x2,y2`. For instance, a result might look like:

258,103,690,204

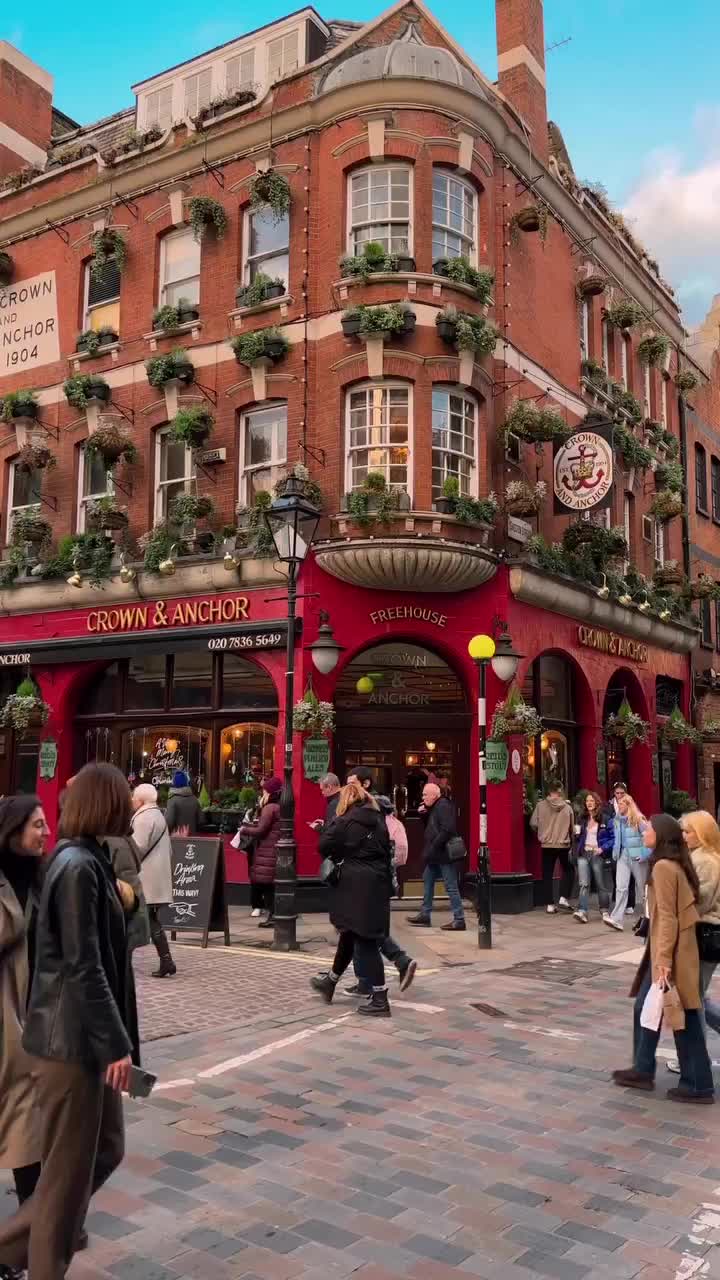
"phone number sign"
207,631,284,651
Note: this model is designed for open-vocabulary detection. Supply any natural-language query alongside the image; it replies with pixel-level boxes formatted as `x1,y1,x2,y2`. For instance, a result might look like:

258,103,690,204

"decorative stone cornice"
315,536,497,593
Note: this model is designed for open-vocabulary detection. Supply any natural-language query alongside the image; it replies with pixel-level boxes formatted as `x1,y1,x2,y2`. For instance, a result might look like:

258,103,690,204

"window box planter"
435,496,455,515
177,301,199,325
436,315,457,343
0,252,13,286
76,328,118,354
235,278,285,307
146,350,195,389
393,254,416,273
341,312,363,337
198,89,256,123
86,377,111,403
86,505,129,532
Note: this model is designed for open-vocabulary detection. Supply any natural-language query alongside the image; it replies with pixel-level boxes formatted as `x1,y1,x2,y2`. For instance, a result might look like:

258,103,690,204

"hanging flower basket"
0,679,50,738
504,479,547,515
675,369,698,393
17,443,56,473
249,170,291,222
63,374,111,411
690,574,720,601
653,561,685,589
84,423,138,468
605,300,644,331
604,697,650,748
90,229,127,283
638,333,669,368
490,687,542,742
85,498,129,531
292,689,335,736
10,511,51,546
650,489,683,522
661,706,701,748
188,196,228,241
1,391,40,424
169,406,214,450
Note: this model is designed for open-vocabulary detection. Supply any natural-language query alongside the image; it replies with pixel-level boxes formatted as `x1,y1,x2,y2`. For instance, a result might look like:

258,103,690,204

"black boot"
310,972,337,1003
357,988,391,1018
153,956,177,978
150,911,177,978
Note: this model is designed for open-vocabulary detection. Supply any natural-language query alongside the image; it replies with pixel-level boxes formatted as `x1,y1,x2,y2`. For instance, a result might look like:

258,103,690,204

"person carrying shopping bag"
604,793,648,931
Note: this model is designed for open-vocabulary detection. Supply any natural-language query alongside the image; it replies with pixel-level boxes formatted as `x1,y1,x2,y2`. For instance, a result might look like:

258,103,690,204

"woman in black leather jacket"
0,763,135,1280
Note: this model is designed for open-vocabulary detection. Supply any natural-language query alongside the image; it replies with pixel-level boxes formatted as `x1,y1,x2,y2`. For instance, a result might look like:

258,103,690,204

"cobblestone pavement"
5,910,720,1280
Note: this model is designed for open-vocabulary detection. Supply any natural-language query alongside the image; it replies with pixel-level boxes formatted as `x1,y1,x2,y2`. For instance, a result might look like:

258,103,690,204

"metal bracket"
202,158,225,189
570,234,597,258
514,173,544,198
37,417,59,442
193,378,217,406
38,494,58,513
193,460,218,486
492,377,525,399
114,193,139,221
299,441,326,466
45,219,69,244
112,476,133,498
109,398,135,425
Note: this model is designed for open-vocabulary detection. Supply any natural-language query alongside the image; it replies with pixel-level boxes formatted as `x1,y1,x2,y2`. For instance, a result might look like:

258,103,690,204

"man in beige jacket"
530,784,575,913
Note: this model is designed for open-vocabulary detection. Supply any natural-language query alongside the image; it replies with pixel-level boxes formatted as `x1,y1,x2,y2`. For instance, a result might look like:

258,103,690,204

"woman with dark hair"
0,797,48,1215
613,813,715,1103
573,791,614,924
239,777,282,927
0,763,135,1280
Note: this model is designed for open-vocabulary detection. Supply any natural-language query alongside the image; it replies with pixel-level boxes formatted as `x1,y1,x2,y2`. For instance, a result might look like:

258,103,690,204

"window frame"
660,375,668,428
77,445,114,533
431,385,479,502
241,205,290,290
345,380,413,499
183,67,213,118
643,363,652,415
696,443,709,515
431,169,477,266
154,426,197,524
711,455,720,523
715,598,720,654
701,597,713,648
654,518,665,568
238,401,288,505
580,298,589,361
158,227,201,309
620,336,629,390
144,85,173,131
267,29,299,81
7,461,42,541
347,164,413,257
225,48,255,93
82,257,120,332
601,318,610,373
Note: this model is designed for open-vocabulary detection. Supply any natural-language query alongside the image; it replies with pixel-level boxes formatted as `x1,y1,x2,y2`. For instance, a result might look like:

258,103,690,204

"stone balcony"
315,511,497,593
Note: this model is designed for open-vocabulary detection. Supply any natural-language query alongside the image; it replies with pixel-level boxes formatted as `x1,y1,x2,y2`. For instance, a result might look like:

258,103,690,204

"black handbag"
697,922,720,964
446,835,467,863
320,856,342,887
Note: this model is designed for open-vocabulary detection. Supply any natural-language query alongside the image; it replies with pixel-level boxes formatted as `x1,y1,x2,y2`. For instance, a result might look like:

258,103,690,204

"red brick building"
0,0,713,908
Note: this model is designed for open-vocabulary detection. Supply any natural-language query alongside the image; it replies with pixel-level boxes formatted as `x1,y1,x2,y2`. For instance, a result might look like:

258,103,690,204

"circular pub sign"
553,430,614,512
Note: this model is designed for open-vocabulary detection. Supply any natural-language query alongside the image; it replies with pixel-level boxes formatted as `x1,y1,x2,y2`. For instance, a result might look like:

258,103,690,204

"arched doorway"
521,651,594,806
602,668,652,804
334,640,470,887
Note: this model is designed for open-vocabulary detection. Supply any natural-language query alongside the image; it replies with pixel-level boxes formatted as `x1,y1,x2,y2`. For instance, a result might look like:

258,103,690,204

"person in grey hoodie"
530,784,575,913
164,771,203,835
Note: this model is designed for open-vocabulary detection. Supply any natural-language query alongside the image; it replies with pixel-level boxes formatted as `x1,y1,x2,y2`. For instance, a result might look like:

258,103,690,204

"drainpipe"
678,388,698,797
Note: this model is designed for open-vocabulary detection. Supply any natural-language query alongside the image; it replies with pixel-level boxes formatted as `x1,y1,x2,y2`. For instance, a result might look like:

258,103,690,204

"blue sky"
3,0,719,324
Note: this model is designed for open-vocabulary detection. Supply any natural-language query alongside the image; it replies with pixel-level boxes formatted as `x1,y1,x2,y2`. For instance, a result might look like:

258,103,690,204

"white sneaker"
558,897,572,912
573,910,588,924
667,1059,681,1074
603,916,623,931
250,908,261,918
546,904,557,914
625,907,635,916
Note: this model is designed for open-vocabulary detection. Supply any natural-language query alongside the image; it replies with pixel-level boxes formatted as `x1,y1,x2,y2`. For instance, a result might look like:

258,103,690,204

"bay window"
432,170,476,263
348,166,411,255
239,403,287,503
347,383,410,493
431,387,477,499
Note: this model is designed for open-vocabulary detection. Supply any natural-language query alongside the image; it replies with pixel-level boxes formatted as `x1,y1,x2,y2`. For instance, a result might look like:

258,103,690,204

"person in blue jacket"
573,791,614,923
604,793,649,931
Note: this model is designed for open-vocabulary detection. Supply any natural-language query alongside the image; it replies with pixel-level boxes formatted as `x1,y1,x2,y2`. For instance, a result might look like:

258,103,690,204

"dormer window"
268,30,298,81
145,86,172,131
184,69,212,118
226,49,255,93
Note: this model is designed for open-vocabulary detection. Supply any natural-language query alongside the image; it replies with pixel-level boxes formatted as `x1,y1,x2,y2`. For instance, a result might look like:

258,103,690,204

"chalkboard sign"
157,836,230,948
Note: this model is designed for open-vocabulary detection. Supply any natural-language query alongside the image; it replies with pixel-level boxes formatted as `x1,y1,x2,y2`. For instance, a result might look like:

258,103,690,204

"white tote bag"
640,980,665,1031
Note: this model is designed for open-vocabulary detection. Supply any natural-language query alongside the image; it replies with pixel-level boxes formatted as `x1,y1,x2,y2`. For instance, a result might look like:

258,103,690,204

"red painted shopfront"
0,560,695,911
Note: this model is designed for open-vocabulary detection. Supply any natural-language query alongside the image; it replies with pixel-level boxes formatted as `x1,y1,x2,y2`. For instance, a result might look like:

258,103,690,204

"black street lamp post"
263,476,321,951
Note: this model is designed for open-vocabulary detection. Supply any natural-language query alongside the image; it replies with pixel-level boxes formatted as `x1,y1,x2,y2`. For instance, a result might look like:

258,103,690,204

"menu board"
157,836,230,948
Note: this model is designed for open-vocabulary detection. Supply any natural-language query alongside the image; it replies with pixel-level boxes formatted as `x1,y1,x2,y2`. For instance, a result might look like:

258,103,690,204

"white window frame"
183,68,213,118
225,49,255,93
654,518,665,567
144,86,173,131
641,514,653,542
77,446,114,533
431,385,479,501
345,381,413,499
660,375,668,427
580,298,589,361
159,227,201,308
7,463,41,541
238,402,288,505
643,363,651,415
347,165,413,257
431,169,477,265
154,427,196,524
267,30,299,81
620,336,629,390
601,319,610,372
83,259,120,332
241,206,289,289
623,492,632,572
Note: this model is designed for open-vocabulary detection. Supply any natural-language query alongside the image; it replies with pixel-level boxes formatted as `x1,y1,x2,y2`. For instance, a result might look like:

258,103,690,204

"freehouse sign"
87,596,250,633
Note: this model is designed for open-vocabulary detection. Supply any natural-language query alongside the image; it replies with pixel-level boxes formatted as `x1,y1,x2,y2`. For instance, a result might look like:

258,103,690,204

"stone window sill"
229,295,293,331
334,272,491,308
144,319,203,351
69,342,120,371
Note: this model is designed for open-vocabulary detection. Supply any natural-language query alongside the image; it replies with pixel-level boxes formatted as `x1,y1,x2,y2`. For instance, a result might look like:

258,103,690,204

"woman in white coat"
130,785,176,978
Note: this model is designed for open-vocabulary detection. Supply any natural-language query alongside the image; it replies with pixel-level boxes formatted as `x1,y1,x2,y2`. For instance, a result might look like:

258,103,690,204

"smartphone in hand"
128,1066,157,1098
308,819,324,831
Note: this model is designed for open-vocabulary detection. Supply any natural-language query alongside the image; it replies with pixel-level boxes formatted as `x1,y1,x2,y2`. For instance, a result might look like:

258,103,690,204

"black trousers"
541,848,573,905
13,1162,40,1204
332,931,385,988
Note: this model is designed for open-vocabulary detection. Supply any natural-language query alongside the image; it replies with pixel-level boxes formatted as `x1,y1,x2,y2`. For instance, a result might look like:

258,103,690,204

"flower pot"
401,312,416,335
177,304,200,324
342,315,362,337
433,260,451,278
436,318,457,343
394,255,416,273
86,378,111,403
435,497,456,515
194,530,215,553
265,282,285,300
10,402,38,422
579,274,607,297
515,207,541,232
90,510,128,531
173,361,195,385
264,337,287,361
22,525,49,546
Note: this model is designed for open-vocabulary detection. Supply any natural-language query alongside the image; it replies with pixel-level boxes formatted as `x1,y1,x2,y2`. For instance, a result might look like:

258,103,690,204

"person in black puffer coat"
311,782,393,1017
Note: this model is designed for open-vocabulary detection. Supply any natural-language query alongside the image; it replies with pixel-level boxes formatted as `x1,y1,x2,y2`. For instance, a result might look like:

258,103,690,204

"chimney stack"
495,0,548,160
0,43,53,179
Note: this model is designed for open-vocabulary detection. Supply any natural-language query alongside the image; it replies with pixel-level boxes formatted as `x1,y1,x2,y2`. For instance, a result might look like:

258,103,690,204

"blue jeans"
577,855,611,914
422,862,464,923
702,962,720,1037
633,968,714,1095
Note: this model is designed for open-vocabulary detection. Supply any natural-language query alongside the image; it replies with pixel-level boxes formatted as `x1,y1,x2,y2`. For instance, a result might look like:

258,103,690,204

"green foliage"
230,327,289,365
292,689,335,734
236,272,285,307
77,328,117,355
63,374,110,410
152,304,180,332
610,383,643,424
0,680,49,737
84,424,137,467
666,789,698,818
340,241,397,279
604,697,650,747
10,511,51,546
42,531,115,587
562,522,628,562
638,333,670,367
90,229,127,282
1,389,39,422
442,475,460,499
613,422,653,470
236,491,275,558
145,348,193,388
675,369,698,393
168,493,215,525
17,443,55,472
605,299,645,330
490,686,542,741
169,406,214,449
188,196,228,241
454,313,498,355
650,489,683,521
197,88,256,121
141,524,177,574
501,398,572,443
100,126,162,164
454,494,498,525
347,476,400,528
356,303,412,336
433,257,495,302
275,463,323,509
655,459,684,493
249,170,291,221
661,706,701,747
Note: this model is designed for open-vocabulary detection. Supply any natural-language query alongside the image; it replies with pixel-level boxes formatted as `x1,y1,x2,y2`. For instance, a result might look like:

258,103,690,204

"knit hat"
262,777,283,799
172,771,189,788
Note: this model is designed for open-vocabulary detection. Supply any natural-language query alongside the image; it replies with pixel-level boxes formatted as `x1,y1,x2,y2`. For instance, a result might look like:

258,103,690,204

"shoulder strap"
132,810,165,862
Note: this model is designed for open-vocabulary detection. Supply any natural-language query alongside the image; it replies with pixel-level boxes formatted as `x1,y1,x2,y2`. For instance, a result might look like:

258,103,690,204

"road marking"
399,1000,445,1013
155,1078,195,1092
504,1021,583,1041
606,945,645,964
197,1015,353,1078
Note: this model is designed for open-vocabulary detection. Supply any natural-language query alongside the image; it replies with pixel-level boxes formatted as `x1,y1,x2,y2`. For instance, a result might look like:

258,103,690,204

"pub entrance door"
333,641,471,892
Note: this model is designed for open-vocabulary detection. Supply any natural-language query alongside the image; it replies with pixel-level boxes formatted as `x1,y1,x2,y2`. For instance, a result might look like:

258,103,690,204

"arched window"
345,382,411,494
347,165,411,254
431,386,478,499
431,169,476,263
696,443,709,514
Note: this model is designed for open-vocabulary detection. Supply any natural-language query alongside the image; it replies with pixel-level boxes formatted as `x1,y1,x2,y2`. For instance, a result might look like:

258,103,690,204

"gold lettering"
152,600,169,627
88,612,98,633
184,601,198,624
197,601,210,623
96,610,108,633
209,600,223,622
236,596,249,620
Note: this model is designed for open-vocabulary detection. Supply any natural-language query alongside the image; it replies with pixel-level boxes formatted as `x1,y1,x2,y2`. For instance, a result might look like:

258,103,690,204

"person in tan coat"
613,813,715,1103
0,796,49,1210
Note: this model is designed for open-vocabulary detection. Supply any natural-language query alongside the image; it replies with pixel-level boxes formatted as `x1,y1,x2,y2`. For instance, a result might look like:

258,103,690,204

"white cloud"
622,106,720,326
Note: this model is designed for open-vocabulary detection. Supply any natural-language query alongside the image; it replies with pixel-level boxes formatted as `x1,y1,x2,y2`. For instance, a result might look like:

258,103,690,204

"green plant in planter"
604,696,650,747
236,272,285,307
42,530,116,586
152,304,180,332
433,257,495,302
76,328,116,356
646,422,680,457
0,678,50,738
357,303,412,336
249,170,291,222
504,479,547,513
10,510,51,547
612,422,653,470
84,423,138,468
605,299,645,330
675,369,698,393
501,398,572,444
454,313,498,356
582,358,608,385
655,459,684,493
169,406,214,449
63,374,110,411
188,196,228,241
145,348,194,388
90,228,127,283
650,489,683,521
168,492,215,525
339,240,390,280
562,522,628,563
292,689,335,735
230,327,289,365
454,493,498,524
610,383,643,424
638,333,669,367
275,463,322,508
235,490,276,558
661,705,701,747
524,534,567,576
84,495,128,529
347,472,401,527
490,686,542,741
1,389,39,422
139,524,181,574
666,789,698,818
442,475,460,501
